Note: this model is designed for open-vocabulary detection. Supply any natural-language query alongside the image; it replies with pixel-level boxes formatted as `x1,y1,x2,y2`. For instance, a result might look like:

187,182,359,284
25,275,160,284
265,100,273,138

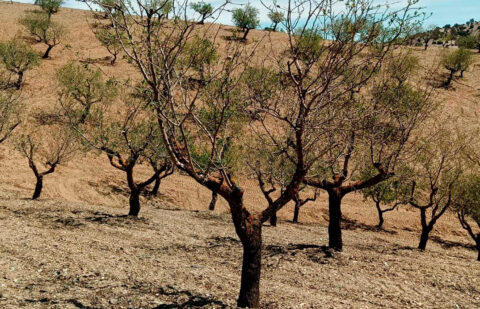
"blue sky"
13,0,480,28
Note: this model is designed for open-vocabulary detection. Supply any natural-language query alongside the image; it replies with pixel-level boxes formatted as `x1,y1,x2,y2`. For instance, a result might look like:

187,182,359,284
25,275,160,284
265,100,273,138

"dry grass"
1,2,480,308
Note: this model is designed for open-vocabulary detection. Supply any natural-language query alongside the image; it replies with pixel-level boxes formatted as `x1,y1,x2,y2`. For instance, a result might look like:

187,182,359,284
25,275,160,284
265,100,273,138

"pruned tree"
453,173,480,261
83,0,422,307
292,187,318,223
361,171,410,228
20,11,67,59
408,126,462,250
15,126,77,200
304,50,434,251
0,37,40,90
190,1,213,24
34,0,64,20
232,4,259,41
441,48,472,86
93,26,124,65
56,62,117,124
267,10,284,32
0,74,22,144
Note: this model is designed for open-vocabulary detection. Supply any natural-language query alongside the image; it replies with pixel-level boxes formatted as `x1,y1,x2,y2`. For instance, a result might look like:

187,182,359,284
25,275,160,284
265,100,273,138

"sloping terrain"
0,2,480,308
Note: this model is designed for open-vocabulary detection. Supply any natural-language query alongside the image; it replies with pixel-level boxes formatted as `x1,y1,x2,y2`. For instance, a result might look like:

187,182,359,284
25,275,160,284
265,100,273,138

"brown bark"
269,212,277,226
293,202,300,223
208,191,218,211
32,175,43,200
375,201,384,228
15,71,23,90
150,176,161,196
42,45,54,59
328,190,343,251
128,188,140,216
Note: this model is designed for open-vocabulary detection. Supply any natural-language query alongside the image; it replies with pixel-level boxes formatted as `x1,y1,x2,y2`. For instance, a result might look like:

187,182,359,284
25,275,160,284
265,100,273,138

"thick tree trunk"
293,202,300,223
42,45,53,59
269,212,277,227
32,176,43,200
328,190,343,251
445,70,454,87
128,189,141,216
272,23,278,32
151,176,161,196
15,71,23,89
208,191,218,211
375,201,384,228
418,227,431,250
476,235,480,261
242,28,250,41
237,224,262,308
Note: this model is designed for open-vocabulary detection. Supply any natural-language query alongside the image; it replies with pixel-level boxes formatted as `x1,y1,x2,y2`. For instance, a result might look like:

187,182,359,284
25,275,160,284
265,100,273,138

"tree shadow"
153,286,229,308
66,299,98,309
341,217,397,235
265,243,337,263
430,235,476,251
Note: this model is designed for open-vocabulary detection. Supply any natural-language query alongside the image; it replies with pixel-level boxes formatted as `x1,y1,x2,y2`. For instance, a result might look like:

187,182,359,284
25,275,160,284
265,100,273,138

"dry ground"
1,2,480,308
0,194,479,308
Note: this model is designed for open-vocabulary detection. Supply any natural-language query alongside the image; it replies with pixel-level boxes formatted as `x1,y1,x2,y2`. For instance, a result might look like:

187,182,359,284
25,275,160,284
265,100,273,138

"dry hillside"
0,2,480,308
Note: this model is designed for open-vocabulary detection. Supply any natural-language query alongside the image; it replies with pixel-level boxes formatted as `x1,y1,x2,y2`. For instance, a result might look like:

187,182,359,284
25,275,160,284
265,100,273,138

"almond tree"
292,187,318,223
0,71,21,143
408,126,463,250
15,126,76,200
20,11,67,59
232,4,259,41
0,37,40,89
190,1,213,24
84,0,421,307
304,51,434,251
453,174,480,261
441,48,472,86
34,0,63,20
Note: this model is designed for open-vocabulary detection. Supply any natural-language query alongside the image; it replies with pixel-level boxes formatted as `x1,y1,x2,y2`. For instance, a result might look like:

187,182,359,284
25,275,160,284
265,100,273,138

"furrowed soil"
0,2,480,308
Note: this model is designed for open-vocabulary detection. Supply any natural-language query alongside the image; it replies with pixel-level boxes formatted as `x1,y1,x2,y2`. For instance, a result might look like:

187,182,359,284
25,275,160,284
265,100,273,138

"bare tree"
83,0,422,307
292,187,318,223
408,125,463,250
15,126,76,200
0,71,22,143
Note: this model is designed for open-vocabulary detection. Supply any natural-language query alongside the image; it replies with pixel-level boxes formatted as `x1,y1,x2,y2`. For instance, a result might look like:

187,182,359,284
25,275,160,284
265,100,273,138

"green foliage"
57,62,117,124
454,174,480,223
190,1,213,23
34,0,63,18
20,11,66,58
0,37,39,88
442,48,472,73
267,11,284,31
361,167,411,205
293,28,324,62
94,26,124,65
232,4,259,32
184,36,217,80
457,35,478,49
0,86,22,143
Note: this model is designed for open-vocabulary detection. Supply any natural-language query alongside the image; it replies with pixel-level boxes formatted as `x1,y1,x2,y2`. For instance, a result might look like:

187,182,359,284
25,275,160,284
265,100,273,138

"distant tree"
190,1,213,24
408,127,462,250
34,0,64,20
57,62,117,124
0,74,22,144
477,32,480,53
361,172,410,228
15,127,77,200
453,174,480,261
441,48,472,86
0,37,40,89
59,66,171,216
419,25,437,50
93,26,124,65
292,187,318,223
232,4,259,41
267,10,284,32
457,35,477,50
20,12,66,59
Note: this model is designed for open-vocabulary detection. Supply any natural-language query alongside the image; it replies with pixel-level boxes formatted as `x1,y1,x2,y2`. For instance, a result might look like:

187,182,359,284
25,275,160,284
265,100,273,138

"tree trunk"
272,23,277,32
15,71,24,89
42,45,53,59
476,235,480,261
32,175,43,200
445,70,454,87
128,189,141,216
328,190,343,251
237,224,262,308
208,191,217,211
460,70,465,78
375,201,384,228
292,202,300,223
110,53,117,65
150,175,161,196
418,226,431,250
242,28,250,41
269,212,277,227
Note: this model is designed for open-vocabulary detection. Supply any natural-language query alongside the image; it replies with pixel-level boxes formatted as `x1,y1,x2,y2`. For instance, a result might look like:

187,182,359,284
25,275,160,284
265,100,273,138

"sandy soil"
0,196,479,308
0,2,480,308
